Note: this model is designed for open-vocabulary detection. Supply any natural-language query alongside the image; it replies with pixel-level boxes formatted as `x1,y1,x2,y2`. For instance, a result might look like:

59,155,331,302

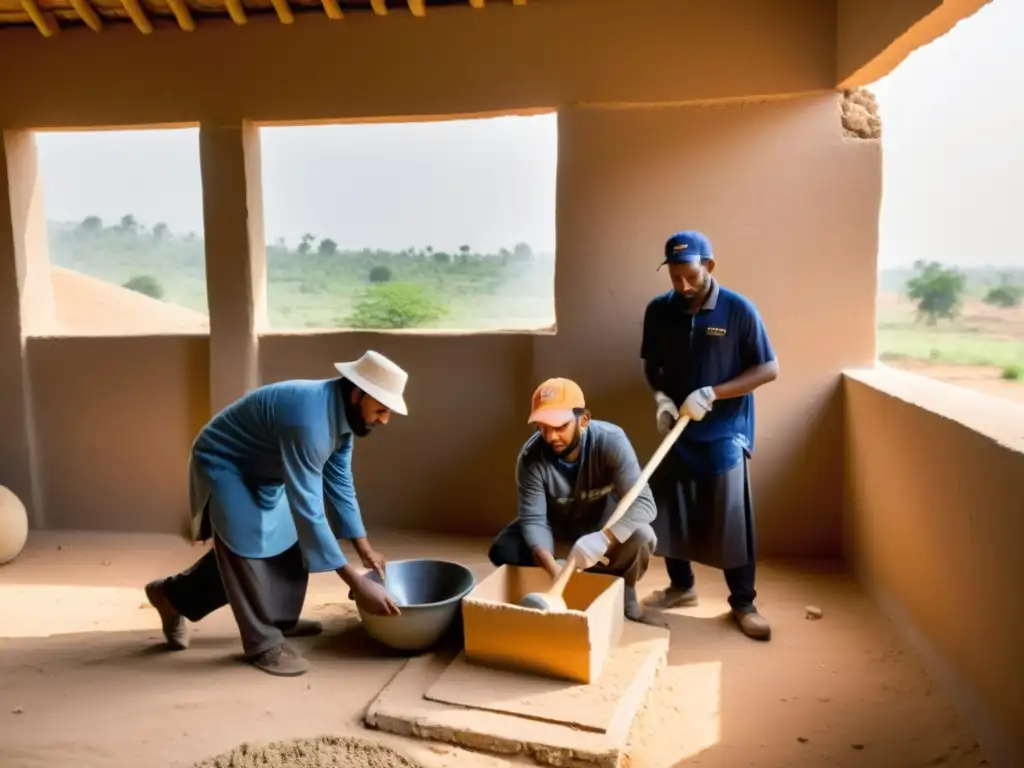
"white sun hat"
334,350,409,415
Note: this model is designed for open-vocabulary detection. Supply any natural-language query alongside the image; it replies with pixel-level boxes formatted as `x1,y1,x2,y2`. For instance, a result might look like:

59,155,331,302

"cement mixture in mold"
192,735,423,768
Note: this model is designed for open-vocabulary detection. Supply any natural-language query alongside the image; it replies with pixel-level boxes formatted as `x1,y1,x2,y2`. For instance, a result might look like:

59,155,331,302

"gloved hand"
570,530,611,570
680,386,716,422
654,391,678,436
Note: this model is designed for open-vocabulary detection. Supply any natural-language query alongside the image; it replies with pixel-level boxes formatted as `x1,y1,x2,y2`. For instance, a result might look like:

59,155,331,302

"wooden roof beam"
270,0,295,24
20,0,59,37
370,0,387,16
407,0,425,16
321,0,344,20
68,0,102,32
167,0,196,31
225,0,248,24
120,0,153,33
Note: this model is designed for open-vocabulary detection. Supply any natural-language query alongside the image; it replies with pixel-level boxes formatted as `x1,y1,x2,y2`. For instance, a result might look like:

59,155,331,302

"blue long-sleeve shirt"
188,378,365,573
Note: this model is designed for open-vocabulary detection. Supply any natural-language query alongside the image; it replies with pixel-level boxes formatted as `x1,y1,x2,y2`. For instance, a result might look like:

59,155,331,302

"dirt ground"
884,358,1024,405
0,531,990,768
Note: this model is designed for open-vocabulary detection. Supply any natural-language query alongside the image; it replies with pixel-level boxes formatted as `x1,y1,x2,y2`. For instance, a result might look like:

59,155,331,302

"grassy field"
45,219,556,332
876,290,1024,403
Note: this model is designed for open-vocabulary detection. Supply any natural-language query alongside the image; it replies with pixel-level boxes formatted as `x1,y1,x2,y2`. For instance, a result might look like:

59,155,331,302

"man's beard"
545,421,582,461
678,275,709,311
344,392,373,437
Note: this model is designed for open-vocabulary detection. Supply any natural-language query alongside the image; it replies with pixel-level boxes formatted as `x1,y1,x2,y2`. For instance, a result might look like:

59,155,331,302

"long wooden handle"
599,414,691,536
545,414,691,600
548,552,578,598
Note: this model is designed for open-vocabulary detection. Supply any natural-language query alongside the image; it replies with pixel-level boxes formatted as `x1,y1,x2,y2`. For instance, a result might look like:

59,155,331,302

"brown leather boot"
732,608,771,640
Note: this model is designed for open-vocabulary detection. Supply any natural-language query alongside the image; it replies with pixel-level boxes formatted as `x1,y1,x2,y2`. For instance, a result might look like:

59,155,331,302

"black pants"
162,537,310,657
666,556,757,612
488,519,656,588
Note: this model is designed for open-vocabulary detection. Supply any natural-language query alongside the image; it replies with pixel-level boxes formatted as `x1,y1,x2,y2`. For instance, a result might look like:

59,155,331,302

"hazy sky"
870,0,1023,268
32,0,1023,268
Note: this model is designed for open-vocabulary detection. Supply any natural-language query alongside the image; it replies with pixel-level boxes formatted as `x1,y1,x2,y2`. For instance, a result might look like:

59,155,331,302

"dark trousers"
666,555,757,612
488,519,656,588
162,537,310,657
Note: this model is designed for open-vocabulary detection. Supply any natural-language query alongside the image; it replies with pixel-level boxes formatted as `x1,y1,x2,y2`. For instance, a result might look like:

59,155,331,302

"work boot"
144,578,189,650
249,643,310,677
623,586,645,622
282,619,323,638
642,585,699,610
732,608,771,641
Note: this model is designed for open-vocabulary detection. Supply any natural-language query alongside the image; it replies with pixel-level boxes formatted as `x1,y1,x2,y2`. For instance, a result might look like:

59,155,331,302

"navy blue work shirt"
640,279,776,476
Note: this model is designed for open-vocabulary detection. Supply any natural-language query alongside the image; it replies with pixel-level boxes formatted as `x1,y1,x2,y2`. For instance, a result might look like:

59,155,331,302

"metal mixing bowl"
355,558,476,652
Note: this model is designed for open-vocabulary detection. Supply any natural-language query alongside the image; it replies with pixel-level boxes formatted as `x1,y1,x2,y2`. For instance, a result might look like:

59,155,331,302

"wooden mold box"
460,564,624,684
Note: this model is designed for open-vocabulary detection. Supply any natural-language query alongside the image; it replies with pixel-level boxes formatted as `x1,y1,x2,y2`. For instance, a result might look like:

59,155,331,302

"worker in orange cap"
487,378,658,621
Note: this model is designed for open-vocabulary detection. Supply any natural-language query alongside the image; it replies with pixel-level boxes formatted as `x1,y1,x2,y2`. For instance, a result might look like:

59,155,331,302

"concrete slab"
363,622,669,768
422,621,668,733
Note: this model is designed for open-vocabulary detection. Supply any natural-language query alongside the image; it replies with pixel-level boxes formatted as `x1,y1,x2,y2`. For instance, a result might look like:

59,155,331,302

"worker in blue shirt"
640,231,779,640
144,350,409,676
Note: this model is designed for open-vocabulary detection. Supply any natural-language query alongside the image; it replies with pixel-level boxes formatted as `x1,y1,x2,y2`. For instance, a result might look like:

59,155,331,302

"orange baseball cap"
528,377,586,427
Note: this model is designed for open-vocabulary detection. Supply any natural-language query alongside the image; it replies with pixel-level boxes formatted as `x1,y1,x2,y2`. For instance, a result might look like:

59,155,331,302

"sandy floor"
0,531,990,768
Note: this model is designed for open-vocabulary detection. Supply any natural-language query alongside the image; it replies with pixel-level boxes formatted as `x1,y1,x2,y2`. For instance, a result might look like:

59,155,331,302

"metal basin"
356,558,476,652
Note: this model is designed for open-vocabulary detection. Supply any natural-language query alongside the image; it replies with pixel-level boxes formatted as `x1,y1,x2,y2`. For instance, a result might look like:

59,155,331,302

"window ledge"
258,325,557,338
842,364,1024,455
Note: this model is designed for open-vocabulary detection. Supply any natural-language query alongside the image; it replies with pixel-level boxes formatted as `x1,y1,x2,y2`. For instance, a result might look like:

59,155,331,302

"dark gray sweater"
515,420,656,552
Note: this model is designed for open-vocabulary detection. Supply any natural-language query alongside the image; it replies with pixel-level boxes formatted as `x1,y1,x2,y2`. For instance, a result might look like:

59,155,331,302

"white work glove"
654,391,678,436
570,531,611,570
680,386,716,422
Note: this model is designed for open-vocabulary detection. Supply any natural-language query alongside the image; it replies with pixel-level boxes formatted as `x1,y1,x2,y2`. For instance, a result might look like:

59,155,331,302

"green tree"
905,260,966,325
76,215,103,235
346,282,447,330
983,280,1023,309
369,265,393,283
152,222,170,242
318,238,338,256
512,242,534,261
122,274,165,300
298,233,315,255
118,214,138,235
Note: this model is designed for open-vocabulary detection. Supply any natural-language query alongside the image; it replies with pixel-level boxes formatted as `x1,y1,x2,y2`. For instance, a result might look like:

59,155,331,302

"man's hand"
531,547,562,580
680,386,715,422
353,537,386,580
654,391,678,436
570,530,612,570
349,574,401,616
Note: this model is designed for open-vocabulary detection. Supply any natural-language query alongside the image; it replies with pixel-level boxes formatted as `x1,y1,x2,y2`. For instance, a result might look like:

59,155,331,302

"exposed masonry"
840,87,882,140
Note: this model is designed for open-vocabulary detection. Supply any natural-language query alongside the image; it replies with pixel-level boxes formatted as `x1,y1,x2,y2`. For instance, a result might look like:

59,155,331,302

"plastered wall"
843,369,1024,765
258,96,881,552
0,0,986,556
26,336,211,532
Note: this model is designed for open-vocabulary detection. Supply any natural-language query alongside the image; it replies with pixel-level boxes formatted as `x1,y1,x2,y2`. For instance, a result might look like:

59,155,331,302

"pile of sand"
192,735,423,768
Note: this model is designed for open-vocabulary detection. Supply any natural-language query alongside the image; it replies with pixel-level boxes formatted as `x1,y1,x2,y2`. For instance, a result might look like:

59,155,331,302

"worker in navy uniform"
639,230,779,640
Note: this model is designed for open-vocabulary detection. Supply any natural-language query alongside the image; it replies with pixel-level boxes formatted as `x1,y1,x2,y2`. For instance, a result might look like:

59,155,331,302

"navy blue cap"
661,230,713,267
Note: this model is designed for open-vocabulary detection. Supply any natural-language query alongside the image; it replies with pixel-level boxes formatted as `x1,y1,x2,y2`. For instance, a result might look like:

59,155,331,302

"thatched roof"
0,0,525,37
